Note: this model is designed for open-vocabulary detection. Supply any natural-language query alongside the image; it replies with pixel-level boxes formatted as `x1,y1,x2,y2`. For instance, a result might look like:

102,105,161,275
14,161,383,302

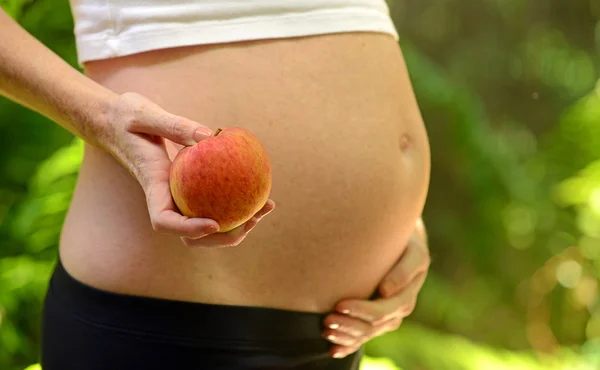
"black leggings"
40,259,362,370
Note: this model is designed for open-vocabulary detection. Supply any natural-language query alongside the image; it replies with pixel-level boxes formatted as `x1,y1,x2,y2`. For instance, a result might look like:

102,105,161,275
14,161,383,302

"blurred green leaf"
365,323,594,370
0,0,599,369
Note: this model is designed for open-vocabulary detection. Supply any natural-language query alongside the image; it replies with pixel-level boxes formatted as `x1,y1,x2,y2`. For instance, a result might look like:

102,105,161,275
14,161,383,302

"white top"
69,0,399,65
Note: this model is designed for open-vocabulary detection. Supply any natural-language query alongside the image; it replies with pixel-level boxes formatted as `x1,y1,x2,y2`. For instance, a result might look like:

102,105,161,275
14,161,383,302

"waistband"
48,259,329,349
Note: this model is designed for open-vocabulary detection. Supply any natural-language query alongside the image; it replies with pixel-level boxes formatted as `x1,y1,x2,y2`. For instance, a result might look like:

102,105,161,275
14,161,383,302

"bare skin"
64,33,430,311
0,9,431,359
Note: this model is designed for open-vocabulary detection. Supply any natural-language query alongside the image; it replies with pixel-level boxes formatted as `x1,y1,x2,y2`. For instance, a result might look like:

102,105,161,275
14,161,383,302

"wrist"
73,81,120,150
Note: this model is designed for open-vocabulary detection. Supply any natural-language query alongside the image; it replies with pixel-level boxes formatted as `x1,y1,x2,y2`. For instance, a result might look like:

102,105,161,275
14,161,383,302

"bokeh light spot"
556,260,583,288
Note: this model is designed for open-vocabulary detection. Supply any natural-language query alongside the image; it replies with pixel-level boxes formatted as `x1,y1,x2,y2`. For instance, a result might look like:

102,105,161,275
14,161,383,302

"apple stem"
214,128,222,136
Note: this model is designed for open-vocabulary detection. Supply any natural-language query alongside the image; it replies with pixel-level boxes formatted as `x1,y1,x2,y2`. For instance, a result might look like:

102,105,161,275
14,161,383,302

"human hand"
322,218,430,358
99,92,275,248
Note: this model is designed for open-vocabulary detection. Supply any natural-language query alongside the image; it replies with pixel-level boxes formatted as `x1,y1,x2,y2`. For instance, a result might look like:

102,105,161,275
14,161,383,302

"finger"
339,316,402,350
328,318,402,360
184,199,274,238
182,222,249,248
181,199,275,248
322,329,358,347
150,209,220,238
323,313,373,338
182,214,260,247
254,199,276,218
336,272,427,323
129,108,214,147
242,199,276,232
329,344,361,359
370,316,403,339
235,199,276,233
379,237,430,297
135,141,220,238
146,177,219,238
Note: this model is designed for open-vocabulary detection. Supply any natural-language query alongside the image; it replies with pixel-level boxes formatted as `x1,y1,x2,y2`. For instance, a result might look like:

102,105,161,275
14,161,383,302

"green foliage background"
0,0,599,369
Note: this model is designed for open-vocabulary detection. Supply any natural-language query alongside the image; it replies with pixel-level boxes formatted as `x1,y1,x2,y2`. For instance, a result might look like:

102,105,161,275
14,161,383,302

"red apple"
169,127,272,232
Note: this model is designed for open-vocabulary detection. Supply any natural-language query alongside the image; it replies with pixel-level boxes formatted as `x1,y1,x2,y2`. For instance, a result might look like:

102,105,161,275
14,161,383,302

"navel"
399,133,411,152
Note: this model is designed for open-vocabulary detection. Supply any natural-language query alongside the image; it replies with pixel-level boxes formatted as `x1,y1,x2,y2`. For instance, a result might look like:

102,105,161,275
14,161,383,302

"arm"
0,10,117,145
0,9,274,247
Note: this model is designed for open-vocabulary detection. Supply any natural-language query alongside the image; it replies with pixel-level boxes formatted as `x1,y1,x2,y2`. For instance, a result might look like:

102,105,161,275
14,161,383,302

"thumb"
131,111,214,146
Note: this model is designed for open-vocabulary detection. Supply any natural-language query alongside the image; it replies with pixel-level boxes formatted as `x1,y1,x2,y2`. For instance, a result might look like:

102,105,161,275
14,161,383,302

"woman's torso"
59,32,430,313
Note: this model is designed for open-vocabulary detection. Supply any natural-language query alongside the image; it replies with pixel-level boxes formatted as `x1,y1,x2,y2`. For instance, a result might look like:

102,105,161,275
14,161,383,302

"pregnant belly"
60,33,431,312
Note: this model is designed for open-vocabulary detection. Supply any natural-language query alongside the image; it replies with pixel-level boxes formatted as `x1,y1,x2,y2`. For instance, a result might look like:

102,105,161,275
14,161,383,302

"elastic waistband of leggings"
49,258,329,347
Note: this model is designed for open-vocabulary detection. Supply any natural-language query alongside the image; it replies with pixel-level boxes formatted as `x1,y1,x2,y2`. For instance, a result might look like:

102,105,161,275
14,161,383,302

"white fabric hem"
75,10,399,65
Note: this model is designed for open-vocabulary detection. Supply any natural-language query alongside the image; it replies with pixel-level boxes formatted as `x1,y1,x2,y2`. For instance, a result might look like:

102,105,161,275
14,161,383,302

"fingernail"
327,334,336,341
204,225,219,234
328,323,340,329
194,128,213,142
340,309,351,314
332,352,344,359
